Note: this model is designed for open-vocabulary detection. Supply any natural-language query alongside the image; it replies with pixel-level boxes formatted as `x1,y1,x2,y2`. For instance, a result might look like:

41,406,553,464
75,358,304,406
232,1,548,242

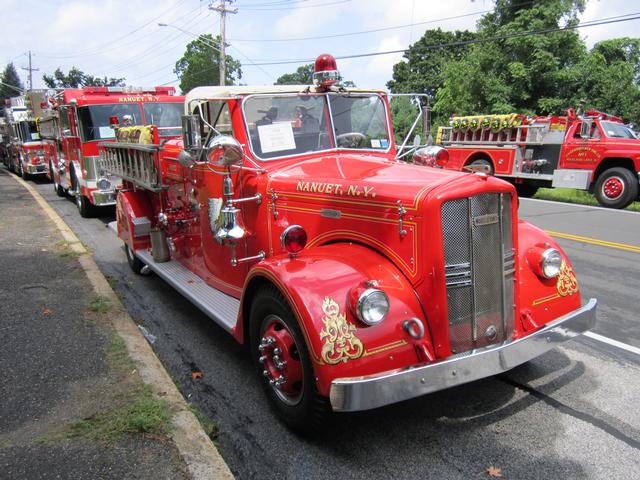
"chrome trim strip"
329,298,597,412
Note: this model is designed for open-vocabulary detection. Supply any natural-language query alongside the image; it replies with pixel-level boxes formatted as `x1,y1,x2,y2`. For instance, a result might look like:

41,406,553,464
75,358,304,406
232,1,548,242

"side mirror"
182,115,201,150
205,135,243,167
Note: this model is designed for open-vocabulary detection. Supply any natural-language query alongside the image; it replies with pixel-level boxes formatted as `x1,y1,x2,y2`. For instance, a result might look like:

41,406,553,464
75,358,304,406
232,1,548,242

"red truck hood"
268,153,466,209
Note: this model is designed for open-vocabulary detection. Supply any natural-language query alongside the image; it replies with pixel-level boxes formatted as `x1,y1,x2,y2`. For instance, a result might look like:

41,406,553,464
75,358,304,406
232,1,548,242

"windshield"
143,102,183,137
77,104,142,141
243,93,390,160
600,121,637,139
19,121,40,142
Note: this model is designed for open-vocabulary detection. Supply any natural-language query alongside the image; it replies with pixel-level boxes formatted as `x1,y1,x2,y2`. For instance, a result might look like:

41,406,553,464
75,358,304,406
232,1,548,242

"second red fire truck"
99,55,596,432
437,109,640,209
41,86,184,216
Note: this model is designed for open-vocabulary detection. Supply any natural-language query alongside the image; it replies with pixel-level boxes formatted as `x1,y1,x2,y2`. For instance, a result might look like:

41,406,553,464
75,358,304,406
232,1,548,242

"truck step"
136,250,239,333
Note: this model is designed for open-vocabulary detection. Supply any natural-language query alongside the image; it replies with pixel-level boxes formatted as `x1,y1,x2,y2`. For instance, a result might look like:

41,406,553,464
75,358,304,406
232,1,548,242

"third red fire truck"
41,86,184,217
436,109,640,209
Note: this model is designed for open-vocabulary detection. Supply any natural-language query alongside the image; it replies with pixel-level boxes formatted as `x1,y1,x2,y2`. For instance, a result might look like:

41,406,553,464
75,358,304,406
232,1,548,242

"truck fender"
517,220,582,333
240,243,435,397
116,190,154,251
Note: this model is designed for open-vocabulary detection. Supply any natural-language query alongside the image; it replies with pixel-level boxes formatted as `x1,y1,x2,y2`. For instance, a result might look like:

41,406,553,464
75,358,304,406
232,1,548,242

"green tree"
42,67,125,88
0,63,24,113
387,28,477,97
275,63,314,85
174,34,241,93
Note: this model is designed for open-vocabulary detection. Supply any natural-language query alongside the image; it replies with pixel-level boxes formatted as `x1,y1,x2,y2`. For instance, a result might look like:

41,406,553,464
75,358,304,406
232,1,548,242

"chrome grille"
442,193,515,354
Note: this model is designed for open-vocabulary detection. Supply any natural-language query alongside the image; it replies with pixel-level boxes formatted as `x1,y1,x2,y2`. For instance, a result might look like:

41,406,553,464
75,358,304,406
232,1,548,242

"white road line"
521,197,640,215
583,331,640,356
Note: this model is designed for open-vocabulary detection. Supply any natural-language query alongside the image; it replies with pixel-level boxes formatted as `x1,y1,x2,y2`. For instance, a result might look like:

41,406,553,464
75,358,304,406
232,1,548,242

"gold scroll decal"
319,297,364,365
557,261,579,296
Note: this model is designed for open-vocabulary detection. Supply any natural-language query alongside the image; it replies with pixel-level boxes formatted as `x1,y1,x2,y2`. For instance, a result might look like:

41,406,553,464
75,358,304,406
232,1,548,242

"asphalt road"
27,177,640,480
519,198,640,350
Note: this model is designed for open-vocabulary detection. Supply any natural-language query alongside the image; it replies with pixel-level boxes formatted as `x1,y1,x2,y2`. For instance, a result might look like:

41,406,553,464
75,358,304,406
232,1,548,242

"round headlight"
357,288,389,325
541,248,562,278
97,177,112,191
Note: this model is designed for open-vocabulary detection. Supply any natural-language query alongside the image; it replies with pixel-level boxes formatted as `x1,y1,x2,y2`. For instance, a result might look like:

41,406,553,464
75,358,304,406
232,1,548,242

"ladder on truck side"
439,124,550,146
100,142,165,192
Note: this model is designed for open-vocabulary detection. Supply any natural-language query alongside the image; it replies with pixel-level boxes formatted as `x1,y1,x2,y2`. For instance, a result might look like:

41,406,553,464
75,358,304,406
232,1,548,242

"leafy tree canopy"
387,0,640,128
0,63,24,112
174,34,242,94
42,67,125,88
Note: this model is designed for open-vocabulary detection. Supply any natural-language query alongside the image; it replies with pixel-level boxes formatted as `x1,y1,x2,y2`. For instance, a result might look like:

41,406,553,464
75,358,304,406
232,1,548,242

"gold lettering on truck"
295,182,376,198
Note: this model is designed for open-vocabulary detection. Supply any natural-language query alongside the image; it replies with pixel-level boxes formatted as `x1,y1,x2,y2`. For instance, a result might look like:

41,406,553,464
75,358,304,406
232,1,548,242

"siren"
313,53,340,90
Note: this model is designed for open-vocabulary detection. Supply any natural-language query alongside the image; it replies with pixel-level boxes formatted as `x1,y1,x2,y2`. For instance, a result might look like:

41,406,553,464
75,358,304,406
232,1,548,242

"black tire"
515,184,539,198
249,285,331,433
72,170,94,218
19,159,29,180
50,161,66,196
594,167,638,209
125,243,145,274
468,158,494,175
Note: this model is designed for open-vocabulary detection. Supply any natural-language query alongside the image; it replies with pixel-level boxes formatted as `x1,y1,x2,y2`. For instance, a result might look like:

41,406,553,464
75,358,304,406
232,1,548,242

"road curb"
12,175,234,480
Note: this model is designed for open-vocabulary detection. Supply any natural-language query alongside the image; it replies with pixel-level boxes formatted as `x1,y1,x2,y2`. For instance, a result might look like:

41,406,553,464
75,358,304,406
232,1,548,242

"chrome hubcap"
603,177,624,199
259,316,303,406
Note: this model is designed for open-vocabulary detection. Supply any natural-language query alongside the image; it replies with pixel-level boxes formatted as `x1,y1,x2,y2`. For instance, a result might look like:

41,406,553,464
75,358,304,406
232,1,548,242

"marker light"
280,225,307,255
109,116,119,127
313,53,340,89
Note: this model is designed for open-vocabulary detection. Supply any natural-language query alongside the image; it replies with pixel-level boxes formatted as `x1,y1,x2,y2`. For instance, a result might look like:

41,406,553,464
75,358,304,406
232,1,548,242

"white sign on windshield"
257,122,296,153
99,126,116,139
30,133,40,140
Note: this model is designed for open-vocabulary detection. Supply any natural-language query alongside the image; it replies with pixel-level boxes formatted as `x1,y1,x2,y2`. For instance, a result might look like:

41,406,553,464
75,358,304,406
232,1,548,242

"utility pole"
209,0,237,86
21,51,39,91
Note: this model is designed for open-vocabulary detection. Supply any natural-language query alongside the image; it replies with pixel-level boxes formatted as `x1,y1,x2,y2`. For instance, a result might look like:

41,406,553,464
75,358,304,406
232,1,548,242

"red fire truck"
436,109,640,209
43,86,184,217
4,95,47,179
101,55,596,431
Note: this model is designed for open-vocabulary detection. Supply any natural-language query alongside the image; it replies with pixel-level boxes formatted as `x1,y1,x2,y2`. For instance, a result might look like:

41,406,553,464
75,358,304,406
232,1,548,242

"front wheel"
18,159,29,180
72,170,94,218
50,161,66,197
125,243,145,274
594,167,638,209
250,286,330,433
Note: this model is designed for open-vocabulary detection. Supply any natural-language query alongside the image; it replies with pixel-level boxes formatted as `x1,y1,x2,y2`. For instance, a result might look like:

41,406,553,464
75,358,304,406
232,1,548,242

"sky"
1,0,639,94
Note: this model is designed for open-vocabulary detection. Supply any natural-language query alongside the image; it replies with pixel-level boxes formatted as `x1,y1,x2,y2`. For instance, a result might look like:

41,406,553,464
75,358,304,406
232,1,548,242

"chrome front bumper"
90,190,117,206
329,298,597,412
26,164,47,174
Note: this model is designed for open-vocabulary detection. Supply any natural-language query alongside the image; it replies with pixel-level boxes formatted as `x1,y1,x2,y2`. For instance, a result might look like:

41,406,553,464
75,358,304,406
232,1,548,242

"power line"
236,0,350,10
229,9,491,42
236,12,640,66
35,0,190,59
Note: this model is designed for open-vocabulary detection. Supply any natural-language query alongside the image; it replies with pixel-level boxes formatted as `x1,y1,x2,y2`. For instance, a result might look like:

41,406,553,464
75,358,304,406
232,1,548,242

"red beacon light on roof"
313,53,341,90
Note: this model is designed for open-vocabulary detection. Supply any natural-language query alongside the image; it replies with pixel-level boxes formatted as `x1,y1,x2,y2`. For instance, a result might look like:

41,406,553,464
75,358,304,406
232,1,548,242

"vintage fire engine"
101,55,596,431
43,86,183,217
4,95,47,179
437,109,640,208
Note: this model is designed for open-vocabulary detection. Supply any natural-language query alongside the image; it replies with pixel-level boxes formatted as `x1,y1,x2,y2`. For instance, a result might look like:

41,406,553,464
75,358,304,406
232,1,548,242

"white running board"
137,251,240,333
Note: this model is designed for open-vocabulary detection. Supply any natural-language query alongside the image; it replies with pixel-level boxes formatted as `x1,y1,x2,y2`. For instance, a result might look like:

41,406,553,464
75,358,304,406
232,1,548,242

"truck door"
560,120,600,170
187,100,250,295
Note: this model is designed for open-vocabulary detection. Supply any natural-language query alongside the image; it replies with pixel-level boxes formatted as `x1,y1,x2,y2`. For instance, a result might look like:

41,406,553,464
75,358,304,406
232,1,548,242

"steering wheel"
336,132,367,148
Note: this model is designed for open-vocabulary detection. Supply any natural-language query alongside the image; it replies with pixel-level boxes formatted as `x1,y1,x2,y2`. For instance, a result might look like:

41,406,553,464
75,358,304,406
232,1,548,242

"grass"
106,336,135,375
88,296,110,314
188,404,218,442
59,250,84,258
68,383,173,444
533,188,640,212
